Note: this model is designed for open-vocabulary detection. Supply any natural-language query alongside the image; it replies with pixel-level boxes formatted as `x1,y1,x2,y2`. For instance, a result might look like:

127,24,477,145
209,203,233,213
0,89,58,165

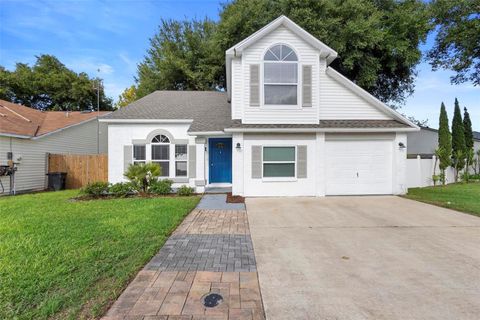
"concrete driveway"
246,196,480,320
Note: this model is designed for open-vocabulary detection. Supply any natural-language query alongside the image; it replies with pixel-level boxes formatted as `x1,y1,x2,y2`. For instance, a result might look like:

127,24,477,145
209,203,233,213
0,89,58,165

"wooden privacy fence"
48,153,108,189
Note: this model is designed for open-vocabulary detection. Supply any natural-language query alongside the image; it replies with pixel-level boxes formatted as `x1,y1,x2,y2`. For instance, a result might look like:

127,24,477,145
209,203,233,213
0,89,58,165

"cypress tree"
451,98,466,179
437,102,451,183
463,107,474,151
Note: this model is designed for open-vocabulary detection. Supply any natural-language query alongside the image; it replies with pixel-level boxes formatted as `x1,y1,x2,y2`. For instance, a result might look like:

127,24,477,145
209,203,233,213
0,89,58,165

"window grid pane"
264,63,297,84
175,161,187,177
263,163,295,177
153,161,169,176
175,145,187,161
152,145,169,160
264,147,295,161
133,145,146,161
264,85,297,105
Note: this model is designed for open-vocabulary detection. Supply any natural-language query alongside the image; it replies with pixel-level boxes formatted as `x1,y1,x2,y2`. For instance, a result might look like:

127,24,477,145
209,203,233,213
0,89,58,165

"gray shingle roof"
227,119,410,129
104,91,232,132
105,91,411,132
474,131,480,141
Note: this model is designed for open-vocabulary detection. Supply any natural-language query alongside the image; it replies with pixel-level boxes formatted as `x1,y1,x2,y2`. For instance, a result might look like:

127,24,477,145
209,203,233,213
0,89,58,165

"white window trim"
261,145,297,182
150,135,171,177
261,44,301,109
174,144,188,177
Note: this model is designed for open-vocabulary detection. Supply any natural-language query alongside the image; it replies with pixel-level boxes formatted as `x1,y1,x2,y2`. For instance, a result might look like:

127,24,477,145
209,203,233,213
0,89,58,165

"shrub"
177,185,194,196
109,182,135,197
149,179,173,195
81,182,109,196
124,163,161,193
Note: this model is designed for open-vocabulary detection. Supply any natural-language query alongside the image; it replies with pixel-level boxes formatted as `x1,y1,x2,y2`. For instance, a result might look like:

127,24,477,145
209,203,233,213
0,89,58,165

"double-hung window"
263,146,296,178
133,145,146,164
264,44,298,105
175,145,188,177
151,134,170,176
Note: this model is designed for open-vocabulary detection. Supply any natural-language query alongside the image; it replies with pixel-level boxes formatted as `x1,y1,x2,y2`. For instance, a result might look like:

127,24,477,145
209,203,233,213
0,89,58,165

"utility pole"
96,69,100,154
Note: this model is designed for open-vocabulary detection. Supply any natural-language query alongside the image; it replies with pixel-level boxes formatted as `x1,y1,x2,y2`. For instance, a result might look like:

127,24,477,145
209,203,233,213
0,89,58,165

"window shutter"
124,145,132,173
188,145,196,178
252,145,262,179
302,65,312,107
250,64,260,106
297,145,307,178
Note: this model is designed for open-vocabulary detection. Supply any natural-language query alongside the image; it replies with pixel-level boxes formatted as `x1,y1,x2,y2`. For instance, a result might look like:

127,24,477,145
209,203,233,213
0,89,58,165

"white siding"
319,62,391,120
231,58,243,119
107,123,199,190
241,26,320,124
0,119,107,194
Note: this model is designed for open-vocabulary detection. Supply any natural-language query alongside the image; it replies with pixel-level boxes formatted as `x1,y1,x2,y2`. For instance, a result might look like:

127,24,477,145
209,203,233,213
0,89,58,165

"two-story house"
101,16,418,197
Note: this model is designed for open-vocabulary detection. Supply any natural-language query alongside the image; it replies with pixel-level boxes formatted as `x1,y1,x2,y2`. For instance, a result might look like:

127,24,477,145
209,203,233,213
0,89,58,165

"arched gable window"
263,44,298,105
151,135,170,176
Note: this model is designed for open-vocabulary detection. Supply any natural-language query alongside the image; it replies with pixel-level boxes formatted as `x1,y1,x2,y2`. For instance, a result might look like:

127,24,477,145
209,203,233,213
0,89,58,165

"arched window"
264,44,298,105
151,135,170,176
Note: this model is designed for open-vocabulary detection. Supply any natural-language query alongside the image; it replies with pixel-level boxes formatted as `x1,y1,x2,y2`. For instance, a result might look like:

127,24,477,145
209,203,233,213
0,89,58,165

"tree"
437,102,451,184
463,107,474,180
215,0,431,105
428,0,480,86
0,55,113,111
136,0,431,105
136,18,223,98
451,98,466,181
116,85,138,108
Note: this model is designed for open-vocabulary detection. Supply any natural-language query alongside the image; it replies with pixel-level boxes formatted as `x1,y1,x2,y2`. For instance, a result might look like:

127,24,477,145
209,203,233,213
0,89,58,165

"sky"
1,0,478,130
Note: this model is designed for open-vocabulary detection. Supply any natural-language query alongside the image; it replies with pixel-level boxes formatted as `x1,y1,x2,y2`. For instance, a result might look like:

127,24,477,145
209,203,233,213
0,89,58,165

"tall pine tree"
451,98,466,180
463,107,474,179
437,102,451,184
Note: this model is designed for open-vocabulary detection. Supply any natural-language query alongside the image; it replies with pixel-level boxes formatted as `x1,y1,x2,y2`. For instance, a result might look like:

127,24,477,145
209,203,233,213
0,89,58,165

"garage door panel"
326,140,393,195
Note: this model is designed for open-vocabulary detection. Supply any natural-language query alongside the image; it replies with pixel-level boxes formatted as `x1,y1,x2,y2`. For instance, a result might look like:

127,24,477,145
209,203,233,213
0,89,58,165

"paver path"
103,195,264,320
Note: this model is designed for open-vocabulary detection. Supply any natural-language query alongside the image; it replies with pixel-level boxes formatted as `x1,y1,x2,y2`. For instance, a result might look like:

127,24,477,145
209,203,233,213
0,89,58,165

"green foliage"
451,98,466,174
136,18,222,98
437,102,452,173
435,147,450,185
0,190,200,319
124,163,162,193
136,0,431,105
463,107,474,150
108,182,136,197
81,181,110,196
115,85,138,108
428,0,480,85
0,55,113,111
177,185,194,196
149,179,173,195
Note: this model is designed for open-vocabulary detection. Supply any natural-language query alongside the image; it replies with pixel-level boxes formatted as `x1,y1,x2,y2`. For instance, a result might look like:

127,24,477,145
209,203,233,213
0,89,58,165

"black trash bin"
47,172,67,191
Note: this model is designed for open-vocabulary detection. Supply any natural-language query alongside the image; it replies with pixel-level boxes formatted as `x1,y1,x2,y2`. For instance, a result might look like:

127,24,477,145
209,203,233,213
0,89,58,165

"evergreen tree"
463,107,474,150
451,98,466,180
437,102,451,184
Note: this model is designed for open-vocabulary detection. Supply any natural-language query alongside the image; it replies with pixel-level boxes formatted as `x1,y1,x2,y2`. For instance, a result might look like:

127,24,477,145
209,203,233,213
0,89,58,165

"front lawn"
406,183,480,217
0,190,199,319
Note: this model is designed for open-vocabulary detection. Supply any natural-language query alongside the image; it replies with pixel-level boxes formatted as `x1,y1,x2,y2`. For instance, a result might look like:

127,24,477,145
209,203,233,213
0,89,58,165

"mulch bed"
226,192,245,203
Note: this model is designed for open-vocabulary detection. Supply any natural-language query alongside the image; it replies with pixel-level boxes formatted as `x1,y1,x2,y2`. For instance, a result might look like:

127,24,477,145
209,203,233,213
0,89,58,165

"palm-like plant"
124,163,161,193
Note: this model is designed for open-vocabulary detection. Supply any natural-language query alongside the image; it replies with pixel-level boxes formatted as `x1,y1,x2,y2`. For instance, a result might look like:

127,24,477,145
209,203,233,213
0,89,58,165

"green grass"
0,190,200,319
405,182,480,217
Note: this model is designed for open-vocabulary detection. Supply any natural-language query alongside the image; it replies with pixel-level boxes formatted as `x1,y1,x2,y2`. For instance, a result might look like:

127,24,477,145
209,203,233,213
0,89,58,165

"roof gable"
226,15,337,63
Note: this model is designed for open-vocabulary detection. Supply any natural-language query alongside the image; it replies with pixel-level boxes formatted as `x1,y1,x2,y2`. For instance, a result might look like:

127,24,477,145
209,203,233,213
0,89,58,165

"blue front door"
209,138,232,183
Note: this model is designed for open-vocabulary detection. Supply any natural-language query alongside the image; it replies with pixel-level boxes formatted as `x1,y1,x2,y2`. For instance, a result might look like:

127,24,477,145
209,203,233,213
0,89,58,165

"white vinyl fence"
406,155,456,188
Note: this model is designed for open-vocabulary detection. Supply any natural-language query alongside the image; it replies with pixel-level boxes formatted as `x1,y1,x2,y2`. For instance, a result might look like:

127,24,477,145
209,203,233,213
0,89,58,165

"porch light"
398,142,406,149
236,143,241,150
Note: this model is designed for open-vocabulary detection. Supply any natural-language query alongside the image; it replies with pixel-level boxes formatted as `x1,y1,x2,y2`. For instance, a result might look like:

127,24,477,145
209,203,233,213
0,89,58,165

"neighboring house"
101,16,418,197
0,99,109,194
407,127,480,158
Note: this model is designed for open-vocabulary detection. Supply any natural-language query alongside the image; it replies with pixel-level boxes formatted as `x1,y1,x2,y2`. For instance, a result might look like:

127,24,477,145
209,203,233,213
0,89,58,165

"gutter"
223,127,419,133
99,119,193,124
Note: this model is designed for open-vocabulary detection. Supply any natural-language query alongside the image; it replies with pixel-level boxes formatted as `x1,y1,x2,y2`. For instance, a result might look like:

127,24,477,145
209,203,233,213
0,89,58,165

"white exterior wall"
107,123,198,190
0,119,107,194
232,132,407,197
231,58,243,120
240,26,320,124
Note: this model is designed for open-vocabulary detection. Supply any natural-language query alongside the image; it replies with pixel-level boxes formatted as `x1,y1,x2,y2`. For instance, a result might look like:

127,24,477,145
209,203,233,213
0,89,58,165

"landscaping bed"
405,182,480,217
0,190,200,319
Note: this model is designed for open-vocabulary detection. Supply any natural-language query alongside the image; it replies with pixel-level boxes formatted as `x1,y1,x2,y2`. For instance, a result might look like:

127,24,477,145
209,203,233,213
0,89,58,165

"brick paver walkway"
103,201,265,320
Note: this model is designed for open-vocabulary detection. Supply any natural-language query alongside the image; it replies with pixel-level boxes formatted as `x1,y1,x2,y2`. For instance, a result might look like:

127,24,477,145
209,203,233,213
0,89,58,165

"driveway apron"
103,194,265,320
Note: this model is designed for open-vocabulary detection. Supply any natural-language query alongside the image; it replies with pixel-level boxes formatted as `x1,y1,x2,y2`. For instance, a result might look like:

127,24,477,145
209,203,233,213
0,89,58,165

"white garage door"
325,140,393,195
